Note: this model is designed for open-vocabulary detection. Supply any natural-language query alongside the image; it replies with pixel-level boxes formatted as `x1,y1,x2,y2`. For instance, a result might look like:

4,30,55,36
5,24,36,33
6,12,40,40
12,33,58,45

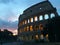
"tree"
0,29,17,42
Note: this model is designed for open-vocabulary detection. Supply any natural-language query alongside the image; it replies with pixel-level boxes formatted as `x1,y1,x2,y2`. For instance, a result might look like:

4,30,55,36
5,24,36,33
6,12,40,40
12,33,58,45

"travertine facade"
18,0,58,42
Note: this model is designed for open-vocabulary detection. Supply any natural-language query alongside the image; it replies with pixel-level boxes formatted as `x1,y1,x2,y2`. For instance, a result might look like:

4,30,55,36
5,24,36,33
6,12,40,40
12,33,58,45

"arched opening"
40,34,44,40
34,25,39,31
24,27,27,32
29,35,33,40
27,26,29,31
28,19,30,23
39,15,43,20
45,34,48,40
20,29,22,33
30,25,33,31
25,20,27,24
35,35,39,40
23,21,25,25
44,14,49,19
39,24,43,31
30,18,33,22
51,13,55,18
34,16,38,21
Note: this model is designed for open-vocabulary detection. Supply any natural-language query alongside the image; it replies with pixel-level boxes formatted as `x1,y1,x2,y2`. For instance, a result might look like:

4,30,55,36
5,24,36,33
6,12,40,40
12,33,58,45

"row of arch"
20,13,55,26
19,34,48,41
19,24,43,33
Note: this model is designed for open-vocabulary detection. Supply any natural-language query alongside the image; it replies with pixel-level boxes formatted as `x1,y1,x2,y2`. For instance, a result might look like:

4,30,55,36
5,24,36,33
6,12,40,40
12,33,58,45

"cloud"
0,0,48,22
0,0,60,22
0,6,19,22
0,19,18,35
0,19,18,30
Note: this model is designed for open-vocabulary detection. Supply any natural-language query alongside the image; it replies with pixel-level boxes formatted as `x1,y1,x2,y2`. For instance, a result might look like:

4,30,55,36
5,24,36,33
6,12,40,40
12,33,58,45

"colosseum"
18,0,59,42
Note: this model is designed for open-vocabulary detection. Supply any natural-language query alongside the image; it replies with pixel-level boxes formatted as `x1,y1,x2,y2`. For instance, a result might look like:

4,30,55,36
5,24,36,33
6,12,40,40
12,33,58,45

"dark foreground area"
0,42,60,45
1,42,60,45
18,41,60,45
0,42,18,45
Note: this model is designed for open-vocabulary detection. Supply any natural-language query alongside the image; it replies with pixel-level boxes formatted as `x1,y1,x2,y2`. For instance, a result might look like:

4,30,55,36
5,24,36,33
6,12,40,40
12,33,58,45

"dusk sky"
0,0,60,35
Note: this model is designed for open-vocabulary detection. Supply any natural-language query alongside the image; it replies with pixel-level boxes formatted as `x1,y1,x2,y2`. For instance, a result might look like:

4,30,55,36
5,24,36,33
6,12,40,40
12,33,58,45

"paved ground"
1,42,60,45
0,42,19,45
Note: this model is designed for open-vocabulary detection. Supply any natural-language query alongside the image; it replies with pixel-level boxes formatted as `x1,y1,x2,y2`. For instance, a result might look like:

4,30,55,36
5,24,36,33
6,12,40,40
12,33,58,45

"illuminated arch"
51,13,55,18
39,15,43,20
44,14,49,19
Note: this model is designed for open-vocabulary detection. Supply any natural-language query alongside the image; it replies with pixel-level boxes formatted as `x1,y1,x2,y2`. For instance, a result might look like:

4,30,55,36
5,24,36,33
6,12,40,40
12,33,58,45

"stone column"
48,14,51,19
29,25,30,31
33,17,35,22
38,16,39,21
43,15,45,20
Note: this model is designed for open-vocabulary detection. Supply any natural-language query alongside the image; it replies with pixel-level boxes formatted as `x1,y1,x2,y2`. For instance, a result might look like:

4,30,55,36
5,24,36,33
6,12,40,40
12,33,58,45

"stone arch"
50,13,55,18
44,14,49,19
39,15,43,20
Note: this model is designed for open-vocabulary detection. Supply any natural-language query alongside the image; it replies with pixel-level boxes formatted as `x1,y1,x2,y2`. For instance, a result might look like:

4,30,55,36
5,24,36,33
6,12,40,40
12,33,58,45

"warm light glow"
45,34,49,41
23,21,25,25
35,35,39,39
27,26,29,31
24,27,27,32
13,33,16,36
46,34,48,38
13,30,18,35
39,24,43,31
1,29,18,36
30,25,33,31
34,16,38,21
40,34,44,39
25,20,27,24
30,18,33,22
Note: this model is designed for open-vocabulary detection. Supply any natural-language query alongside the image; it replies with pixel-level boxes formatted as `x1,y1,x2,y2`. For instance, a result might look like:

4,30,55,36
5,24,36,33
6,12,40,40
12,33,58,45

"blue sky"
0,0,60,34
0,0,60,22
